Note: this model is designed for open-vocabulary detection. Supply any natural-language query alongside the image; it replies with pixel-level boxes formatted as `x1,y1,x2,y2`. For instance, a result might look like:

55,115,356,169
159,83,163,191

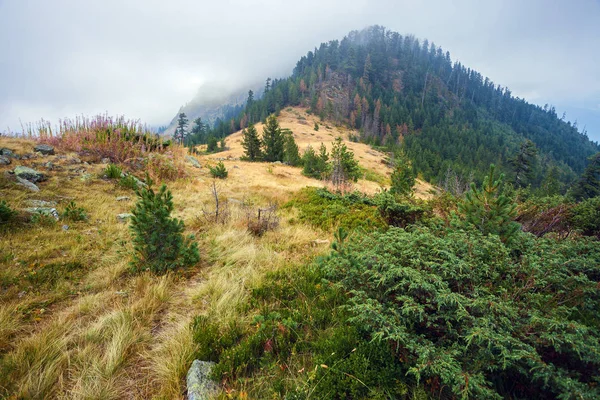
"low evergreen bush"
129,179,199,273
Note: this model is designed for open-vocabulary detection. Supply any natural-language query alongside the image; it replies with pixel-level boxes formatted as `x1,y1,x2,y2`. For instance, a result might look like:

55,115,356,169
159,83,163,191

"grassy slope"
0,110,431,399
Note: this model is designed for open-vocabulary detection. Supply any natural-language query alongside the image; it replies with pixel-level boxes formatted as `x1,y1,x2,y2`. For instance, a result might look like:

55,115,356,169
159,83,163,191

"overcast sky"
1,0,599,141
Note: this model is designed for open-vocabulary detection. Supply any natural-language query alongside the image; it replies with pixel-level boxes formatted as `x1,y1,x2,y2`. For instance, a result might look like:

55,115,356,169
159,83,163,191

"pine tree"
330,137,361,183
283,130,301,166
302,144,329,179
207,136,218,153
175,112,189,145
571,152,600,200
511,140,538,187
209,161,228,179
262,115,285,162
390,153,415,196
130,179,199,273
241,124,262,161
459,164,520,243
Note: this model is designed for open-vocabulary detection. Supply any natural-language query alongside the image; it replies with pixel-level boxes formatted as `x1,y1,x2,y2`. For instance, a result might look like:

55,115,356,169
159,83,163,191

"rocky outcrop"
33,144,55,155
186,360,218,400
14,166,46,183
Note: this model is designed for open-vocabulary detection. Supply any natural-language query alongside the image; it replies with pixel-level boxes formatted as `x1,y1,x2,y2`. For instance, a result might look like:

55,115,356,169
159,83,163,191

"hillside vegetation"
185,26,599,191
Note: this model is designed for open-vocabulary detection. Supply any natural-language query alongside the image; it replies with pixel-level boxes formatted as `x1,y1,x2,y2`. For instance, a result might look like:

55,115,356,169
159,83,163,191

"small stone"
80,173,93,182
101,158,111,164
115,291,128,297
273,161,282,165
0,148,15,157
116,196,130,201
62,225,69,231
14,166,46,182
24,207,59,220
17,291,27,298
186,155,202,168
68,157,82,164
34,144,55,155
186,360,218,400
117,213,133,223
0,156,10,165
83,161,90,165
311,239,330,247
16,177,40,192
26,200,57,208
233,165,240,169
44,162,53,170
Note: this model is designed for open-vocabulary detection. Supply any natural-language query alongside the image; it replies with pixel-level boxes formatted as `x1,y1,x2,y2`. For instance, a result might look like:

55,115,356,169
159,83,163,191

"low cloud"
1,0,599,139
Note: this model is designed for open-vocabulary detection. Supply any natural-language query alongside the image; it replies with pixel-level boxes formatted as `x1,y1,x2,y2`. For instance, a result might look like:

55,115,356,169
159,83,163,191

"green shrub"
302,144,329,179
130,180,199,273
320,226,600,399
0,200,15,224
285,188,384,232
459,164,521,244
390,154,416,196
119,174,139,190
209,162,228,179
62,201,87,222
314,122,319,131
571,196,600,238
31,210,57,226
104,163,122,179
374,191,427,227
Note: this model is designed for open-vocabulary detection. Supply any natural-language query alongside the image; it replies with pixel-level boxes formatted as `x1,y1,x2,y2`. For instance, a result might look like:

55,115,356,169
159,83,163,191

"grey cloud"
1,0,599,140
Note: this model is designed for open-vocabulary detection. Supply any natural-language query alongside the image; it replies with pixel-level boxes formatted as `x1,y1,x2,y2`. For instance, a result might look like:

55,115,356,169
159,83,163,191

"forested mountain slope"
196,26,599,187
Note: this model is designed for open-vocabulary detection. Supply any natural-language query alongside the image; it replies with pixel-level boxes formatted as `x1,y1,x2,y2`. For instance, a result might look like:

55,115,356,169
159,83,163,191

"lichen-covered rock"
14,166,46,183
34,144,55,155
16,177,40,192
24,207,59,220
187,360,218,400
26,200,57,208
0,156,10,165
0,148,15,157
117,213,133,223
186,155,202,168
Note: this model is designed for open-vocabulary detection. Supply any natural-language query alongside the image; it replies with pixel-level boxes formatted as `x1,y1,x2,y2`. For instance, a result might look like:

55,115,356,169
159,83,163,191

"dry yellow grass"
199,107,435,198
0,136,330,399
0,115,433,398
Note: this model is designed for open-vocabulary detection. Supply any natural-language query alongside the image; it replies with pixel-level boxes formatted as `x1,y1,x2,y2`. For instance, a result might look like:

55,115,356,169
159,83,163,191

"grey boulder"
14,166,46,183
186,360,218,400
34,144,55,155
0,156,10,165
186,156,202,168
16,177,40,192
117,213,133,223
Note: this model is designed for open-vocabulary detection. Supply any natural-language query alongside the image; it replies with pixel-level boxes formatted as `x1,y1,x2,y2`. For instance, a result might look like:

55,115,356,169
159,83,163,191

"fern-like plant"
129,179,199,273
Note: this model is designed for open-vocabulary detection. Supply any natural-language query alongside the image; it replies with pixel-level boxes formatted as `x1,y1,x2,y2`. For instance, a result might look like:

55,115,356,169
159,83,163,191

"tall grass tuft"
36,114,172,164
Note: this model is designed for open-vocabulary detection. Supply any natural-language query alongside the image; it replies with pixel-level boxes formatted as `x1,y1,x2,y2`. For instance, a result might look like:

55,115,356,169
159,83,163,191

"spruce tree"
571,152,600,200
241,124,262,161
283,130,301,166
330,137,361,182
390,153,415,196
459,164,520,244
175,112,189,145
130,179,199,273
511,140,538,187
262,115,285,162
